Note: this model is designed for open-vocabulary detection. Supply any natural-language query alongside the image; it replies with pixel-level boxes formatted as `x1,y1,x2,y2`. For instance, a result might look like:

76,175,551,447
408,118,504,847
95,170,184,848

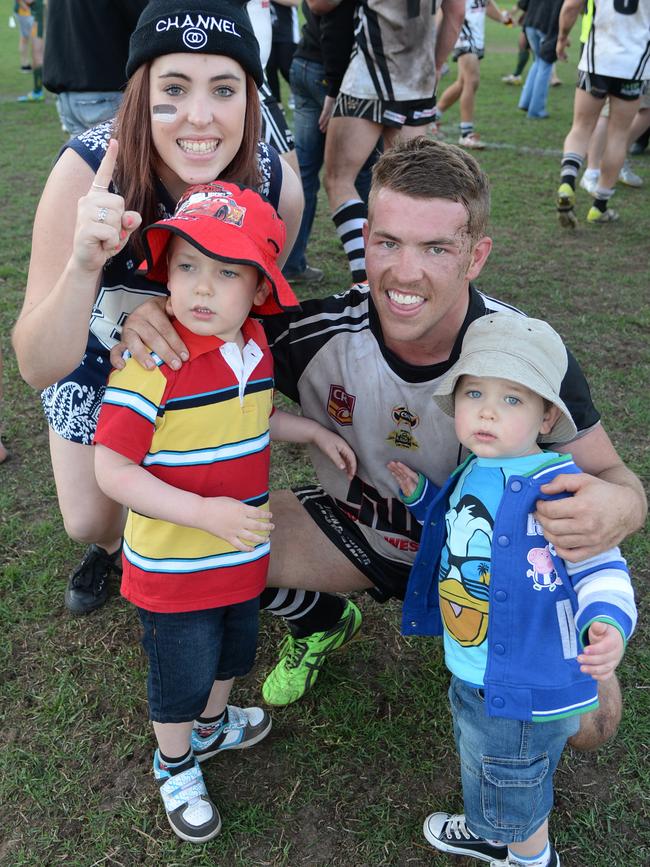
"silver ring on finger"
97,207,109,223
91,182,109,191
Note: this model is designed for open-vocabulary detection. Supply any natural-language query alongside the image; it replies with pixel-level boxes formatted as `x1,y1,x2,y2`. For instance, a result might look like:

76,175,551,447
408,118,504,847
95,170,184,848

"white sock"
507,841,552,867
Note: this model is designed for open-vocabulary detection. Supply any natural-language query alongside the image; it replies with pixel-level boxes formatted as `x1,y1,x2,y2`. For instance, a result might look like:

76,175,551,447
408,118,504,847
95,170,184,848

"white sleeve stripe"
573,574,634,598
103,388,158,423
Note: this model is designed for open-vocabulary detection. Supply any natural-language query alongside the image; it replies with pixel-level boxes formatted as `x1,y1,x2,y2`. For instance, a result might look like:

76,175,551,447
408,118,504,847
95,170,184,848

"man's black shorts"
293,485,412,603
578,70,644,101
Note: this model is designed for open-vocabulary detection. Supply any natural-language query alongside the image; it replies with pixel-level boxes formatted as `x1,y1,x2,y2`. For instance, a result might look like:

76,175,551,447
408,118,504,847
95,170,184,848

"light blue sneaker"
191,705,272,762
17,90,44,102
153,750,221,843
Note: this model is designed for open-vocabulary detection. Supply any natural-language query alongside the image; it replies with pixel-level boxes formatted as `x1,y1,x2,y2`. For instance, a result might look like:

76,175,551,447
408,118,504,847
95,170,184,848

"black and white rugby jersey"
579,0,650,81
262,285,600,563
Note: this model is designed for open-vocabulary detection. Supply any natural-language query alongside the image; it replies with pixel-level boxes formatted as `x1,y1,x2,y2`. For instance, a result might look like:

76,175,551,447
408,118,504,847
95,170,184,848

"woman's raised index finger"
93,138,119,190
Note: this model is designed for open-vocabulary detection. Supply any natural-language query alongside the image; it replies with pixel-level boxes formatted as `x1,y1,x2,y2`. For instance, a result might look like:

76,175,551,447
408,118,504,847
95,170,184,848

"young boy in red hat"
93,180,356,843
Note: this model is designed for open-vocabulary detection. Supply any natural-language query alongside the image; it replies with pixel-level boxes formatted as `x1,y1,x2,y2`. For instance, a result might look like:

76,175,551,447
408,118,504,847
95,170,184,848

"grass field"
0,10,649,867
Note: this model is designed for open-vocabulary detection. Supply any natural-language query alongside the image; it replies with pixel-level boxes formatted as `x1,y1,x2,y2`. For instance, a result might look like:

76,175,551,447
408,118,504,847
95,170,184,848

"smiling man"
255,138,645,738
118,138,646,761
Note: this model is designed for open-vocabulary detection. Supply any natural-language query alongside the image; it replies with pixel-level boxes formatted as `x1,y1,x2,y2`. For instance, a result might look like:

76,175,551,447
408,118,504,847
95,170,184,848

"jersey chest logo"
327,385,356,426
387,405,420,450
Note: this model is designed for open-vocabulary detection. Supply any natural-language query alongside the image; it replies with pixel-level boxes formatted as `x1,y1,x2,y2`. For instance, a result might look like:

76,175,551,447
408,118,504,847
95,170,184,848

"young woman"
12,0,303,615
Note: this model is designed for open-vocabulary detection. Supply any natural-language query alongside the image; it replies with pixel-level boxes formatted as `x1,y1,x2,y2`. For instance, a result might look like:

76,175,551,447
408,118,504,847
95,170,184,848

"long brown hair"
114,64,262,259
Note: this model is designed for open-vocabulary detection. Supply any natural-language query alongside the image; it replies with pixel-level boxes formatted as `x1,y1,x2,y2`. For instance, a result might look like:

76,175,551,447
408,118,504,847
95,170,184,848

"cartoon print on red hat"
175,183,246,227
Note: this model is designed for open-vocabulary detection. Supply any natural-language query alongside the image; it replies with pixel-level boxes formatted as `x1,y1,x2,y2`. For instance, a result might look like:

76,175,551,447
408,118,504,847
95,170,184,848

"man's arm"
534,424,647,561
435,0,466,78
486,1,512,25
556,0,584,61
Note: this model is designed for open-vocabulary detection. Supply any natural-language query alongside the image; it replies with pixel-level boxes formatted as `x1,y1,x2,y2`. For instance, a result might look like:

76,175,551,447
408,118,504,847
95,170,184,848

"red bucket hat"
141,181,301,316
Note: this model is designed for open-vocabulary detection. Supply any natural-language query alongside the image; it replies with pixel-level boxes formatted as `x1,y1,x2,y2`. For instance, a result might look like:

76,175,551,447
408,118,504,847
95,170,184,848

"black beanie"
126,0,263,86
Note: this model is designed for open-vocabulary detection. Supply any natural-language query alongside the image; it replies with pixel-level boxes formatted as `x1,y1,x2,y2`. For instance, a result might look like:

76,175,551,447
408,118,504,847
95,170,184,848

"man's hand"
556,34,571,62
319,95,336,133
312,427,357,479
198,498,274,552
534,473,634,561
109,297,189,371
578,622,624,681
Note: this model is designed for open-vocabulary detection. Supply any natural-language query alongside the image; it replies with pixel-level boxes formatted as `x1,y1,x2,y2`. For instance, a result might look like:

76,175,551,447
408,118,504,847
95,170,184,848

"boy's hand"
387,461,419,498
312,427,357,479
199,498,274,552
577,621,624,681
72,139,141,274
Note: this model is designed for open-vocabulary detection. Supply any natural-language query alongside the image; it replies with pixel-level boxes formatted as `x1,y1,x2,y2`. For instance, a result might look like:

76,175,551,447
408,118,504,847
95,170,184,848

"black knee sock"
592,185,614,213
332,199,367,283
260,588,346,638
560,152,583,189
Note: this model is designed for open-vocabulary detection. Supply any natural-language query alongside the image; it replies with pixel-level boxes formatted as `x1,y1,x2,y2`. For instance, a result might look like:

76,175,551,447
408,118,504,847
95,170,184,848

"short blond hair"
369,137,491,242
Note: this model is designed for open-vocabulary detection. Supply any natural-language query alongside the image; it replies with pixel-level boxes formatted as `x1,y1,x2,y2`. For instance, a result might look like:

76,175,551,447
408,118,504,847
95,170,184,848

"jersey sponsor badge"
327,385,356,426
387,405,420,450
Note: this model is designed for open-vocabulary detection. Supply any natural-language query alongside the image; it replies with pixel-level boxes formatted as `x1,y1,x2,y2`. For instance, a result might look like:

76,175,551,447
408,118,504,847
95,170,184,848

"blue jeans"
518,28,553,119
56,91,123,137
449,677,579,844
284,56,375,277
137,598,259,723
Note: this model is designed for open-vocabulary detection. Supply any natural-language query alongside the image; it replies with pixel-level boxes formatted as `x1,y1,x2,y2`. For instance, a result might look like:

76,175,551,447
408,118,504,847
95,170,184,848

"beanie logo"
155,16,241,52
183,28,208,49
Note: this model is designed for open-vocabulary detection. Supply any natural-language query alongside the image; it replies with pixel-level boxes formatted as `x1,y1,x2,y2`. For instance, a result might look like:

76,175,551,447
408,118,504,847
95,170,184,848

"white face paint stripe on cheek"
152,104,178,123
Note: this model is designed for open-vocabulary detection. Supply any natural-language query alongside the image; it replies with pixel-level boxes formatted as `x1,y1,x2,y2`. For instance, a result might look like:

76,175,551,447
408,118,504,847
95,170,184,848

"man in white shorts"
555,0,650,226
322,0,465,283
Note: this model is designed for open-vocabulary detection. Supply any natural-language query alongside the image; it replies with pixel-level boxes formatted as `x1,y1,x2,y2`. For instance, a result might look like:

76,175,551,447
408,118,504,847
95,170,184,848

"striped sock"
332,199,367,283
560,152,583,189
260,588,346,638
460,122,474,138
593,185,615,213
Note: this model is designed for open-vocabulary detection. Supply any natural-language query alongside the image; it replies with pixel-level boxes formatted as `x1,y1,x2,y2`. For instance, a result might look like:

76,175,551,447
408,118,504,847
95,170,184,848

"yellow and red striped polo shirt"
94,318,274,613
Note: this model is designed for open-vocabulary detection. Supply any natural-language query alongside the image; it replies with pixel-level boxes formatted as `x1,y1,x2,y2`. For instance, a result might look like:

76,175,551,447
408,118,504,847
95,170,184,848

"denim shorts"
55,92,123,137
449,676,579,843
137,598,259,723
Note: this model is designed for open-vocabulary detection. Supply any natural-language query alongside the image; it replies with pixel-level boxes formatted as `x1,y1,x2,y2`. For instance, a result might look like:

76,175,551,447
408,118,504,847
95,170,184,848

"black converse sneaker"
423,812,508,862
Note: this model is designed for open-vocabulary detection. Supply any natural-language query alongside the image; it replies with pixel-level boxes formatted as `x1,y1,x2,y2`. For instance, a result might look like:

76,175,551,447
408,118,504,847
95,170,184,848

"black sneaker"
284,264,324,285
423,812,508,862
64,544,122,615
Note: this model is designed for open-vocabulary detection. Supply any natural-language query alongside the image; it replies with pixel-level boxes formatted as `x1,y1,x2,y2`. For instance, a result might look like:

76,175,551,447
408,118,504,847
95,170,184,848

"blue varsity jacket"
401,454,636,722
